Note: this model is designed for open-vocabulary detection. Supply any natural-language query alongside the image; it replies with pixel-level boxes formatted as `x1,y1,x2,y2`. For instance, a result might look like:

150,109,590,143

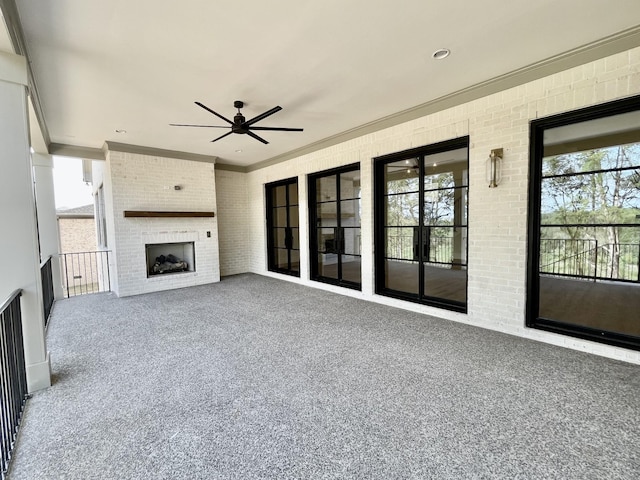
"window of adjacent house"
528,96,640,350
308,164,362,289
374,138,469,312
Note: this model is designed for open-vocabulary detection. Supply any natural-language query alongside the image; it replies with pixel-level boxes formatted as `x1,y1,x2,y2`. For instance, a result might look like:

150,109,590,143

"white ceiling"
10,0,640,167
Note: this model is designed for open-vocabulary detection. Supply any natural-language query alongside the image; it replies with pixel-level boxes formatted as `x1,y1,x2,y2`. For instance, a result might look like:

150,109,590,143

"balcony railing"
0,290,28,480
386,232,458,265
59,251,111,298
540,239,640,282
40,256,54,327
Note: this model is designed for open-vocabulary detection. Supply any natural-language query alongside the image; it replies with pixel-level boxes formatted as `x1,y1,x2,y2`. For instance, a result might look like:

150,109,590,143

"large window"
266,178,300,277
308,164,361,289
374,138,469,312
528,96,640,350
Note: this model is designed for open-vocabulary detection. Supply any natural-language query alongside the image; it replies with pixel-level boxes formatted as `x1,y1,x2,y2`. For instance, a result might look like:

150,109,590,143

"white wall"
32,152,64,299
105,149,220,297
216,46,640,364
214,169,250,276
0,51,50,391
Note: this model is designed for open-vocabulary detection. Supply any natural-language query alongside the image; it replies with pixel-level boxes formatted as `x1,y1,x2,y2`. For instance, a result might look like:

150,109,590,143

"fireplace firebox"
145,242,195,277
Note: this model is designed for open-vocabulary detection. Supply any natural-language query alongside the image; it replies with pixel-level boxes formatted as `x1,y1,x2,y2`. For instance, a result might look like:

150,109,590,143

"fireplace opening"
145,242,195,277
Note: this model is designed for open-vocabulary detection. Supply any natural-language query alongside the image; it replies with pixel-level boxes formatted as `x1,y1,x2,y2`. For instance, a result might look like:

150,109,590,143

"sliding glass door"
309,164,361,289
266,178,300,276
374,138,469,312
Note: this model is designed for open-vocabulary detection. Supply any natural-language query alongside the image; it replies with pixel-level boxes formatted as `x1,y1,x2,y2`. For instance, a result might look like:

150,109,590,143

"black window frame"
527,94,640,351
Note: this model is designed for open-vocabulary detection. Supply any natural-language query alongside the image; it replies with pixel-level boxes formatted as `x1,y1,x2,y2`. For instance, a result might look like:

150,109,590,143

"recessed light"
235,149,243,153
115,129,127,134
432,48,450,60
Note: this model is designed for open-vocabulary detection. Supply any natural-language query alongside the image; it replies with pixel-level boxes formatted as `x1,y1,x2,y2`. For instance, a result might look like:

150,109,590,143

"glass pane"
343,228,361,255
539,226,640,281
423,147,469,190
424,264,467,304
385,259,419,294
385,159,420,194
386,193,419,226
288,182,298,205
541,169,640,225
273,228,286,249
317,252,339,280
291,227,299,249
290,249,300,273
542,144,640,176
276,248,288,270
289,205,299,227
318,228,337,254
317,201,338,227
426,226,467,265
340,199,361,227
423,187,467,226
542,108,640,159
340,171,361,200
539,275,640,337
537,110,640,339
272,185,287,207
317,176,337,202
385,227,417,260
273,206,287,228
341,255,361,284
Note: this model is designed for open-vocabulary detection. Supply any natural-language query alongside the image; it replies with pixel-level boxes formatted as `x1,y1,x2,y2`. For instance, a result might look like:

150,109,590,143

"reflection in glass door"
374,138,469,312
266,178,300,276
309,164,361,289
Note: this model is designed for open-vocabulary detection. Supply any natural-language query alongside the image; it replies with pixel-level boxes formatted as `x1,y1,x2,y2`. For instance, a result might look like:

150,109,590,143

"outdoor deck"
7,274,640,479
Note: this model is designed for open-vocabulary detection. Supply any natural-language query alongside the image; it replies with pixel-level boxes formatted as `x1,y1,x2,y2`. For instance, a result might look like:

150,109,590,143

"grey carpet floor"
8,273,640,479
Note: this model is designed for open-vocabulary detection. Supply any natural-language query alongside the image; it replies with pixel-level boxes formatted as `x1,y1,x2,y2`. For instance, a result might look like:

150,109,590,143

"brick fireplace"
93,144,221,297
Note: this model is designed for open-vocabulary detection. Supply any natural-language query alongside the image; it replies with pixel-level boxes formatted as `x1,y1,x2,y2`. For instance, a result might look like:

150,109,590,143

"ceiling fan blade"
246,131,269,144
195,101,234,125
249,126,304,132
244,106,282,127
210,131,234,143
170,123,229,128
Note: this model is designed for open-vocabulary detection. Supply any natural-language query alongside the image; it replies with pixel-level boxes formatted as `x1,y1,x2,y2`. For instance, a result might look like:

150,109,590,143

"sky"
52,156,94,210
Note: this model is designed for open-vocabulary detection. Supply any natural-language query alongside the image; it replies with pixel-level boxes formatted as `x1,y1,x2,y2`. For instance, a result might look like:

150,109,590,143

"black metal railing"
0,290,28,480
40,256,54,327
386,232,457,264
540,239,640,282
59,251,111,298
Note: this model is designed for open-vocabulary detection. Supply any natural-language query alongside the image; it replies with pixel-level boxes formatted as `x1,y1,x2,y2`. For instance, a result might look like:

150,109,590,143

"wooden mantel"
123,210,215,218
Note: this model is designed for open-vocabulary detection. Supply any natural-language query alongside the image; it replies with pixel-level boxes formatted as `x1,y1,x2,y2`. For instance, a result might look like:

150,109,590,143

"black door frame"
374,137,469,313
308,162,361,290
266,177,300,277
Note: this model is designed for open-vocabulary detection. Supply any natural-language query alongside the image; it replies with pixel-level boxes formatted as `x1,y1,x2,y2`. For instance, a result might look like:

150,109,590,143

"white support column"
0,51,51,392
32,152,64,299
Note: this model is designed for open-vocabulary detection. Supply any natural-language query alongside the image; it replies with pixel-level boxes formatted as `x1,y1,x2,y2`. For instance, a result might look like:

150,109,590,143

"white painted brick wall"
215,169,249,276
216,46,640,364
105,150,220,297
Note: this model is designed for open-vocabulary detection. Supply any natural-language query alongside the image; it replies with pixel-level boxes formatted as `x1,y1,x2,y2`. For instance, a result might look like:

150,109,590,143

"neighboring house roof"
56,204,95,219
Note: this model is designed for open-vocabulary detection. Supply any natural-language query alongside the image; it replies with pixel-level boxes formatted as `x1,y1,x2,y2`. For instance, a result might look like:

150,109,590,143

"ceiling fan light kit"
170,100,303,144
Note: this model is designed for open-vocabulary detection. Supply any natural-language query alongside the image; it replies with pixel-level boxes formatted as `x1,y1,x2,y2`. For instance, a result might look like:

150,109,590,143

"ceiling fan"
170,100,303,144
